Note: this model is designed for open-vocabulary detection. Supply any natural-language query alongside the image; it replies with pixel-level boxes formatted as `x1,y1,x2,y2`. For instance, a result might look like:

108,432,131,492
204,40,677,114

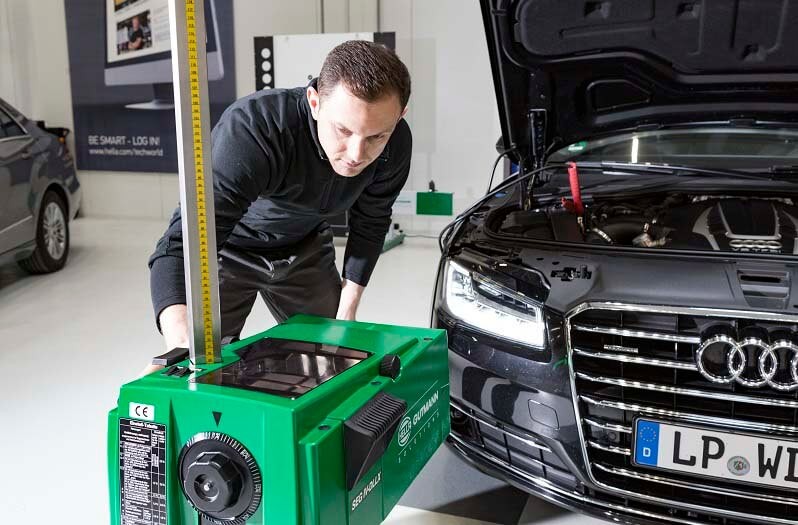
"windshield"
548,127,798,171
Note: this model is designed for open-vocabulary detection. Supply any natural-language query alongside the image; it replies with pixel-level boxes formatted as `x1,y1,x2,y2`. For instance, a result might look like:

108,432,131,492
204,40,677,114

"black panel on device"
152,347,190,366
344,392,407,490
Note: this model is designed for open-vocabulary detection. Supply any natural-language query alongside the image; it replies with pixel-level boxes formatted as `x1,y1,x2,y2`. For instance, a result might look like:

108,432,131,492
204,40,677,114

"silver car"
0,98,81,273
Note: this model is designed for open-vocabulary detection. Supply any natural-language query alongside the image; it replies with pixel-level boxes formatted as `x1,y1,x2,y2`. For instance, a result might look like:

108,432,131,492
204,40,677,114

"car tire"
18,191,70,274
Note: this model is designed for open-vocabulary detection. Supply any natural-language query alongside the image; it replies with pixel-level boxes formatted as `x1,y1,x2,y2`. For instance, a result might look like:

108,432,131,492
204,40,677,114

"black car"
434,1,798,524
0,98,81,273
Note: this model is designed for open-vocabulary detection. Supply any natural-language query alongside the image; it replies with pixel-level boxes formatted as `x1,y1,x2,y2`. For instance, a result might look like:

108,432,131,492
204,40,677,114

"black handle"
344,393,407,490
152,347,190,366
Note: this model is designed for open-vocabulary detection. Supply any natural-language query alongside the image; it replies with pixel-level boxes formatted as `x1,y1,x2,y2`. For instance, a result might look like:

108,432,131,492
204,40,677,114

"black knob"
184,452,243,514
379,354,401,380
179,433,262,524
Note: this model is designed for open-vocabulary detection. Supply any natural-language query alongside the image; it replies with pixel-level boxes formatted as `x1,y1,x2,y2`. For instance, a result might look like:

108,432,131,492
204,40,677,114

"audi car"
0,97,81,273
433,1,798,524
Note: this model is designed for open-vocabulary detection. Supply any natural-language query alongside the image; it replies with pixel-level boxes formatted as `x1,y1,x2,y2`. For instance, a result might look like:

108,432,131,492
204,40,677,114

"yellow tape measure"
184,0,215,364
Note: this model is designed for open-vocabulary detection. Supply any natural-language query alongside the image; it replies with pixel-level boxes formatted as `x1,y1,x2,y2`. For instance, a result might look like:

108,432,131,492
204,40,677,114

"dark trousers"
217,227,341,342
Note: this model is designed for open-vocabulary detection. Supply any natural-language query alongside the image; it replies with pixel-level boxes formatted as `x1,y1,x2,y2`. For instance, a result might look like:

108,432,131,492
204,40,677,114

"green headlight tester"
107,1,450,523
109,316,449,524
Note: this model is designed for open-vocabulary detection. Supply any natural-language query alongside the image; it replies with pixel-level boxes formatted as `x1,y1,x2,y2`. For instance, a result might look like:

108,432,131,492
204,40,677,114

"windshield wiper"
574,161,770,181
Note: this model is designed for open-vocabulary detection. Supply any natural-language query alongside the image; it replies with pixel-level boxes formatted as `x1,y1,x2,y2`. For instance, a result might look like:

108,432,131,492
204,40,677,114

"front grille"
567,303,798,524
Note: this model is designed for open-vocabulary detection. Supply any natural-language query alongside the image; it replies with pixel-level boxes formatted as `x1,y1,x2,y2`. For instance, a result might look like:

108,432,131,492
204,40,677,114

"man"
146,41,412,367
128,16,144,50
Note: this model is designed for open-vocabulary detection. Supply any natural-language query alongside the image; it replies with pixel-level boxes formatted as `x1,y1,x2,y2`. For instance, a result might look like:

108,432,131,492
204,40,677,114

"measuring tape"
184,0,215,364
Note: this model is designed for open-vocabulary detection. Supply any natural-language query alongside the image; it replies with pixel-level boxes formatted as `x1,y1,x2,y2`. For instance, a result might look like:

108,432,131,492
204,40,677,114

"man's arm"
340,120,412,319
159,304,190,349
337,279,365,320
138,304,189,376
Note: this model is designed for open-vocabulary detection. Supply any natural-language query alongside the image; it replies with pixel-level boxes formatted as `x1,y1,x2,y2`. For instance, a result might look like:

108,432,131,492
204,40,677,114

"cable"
438,162,560,254
443,148,514,250
486,150,512,195
517,155,528,209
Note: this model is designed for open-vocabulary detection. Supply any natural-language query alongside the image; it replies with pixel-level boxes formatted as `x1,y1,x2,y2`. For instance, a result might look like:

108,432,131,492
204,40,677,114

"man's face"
132,17,140,30
308,83,406,177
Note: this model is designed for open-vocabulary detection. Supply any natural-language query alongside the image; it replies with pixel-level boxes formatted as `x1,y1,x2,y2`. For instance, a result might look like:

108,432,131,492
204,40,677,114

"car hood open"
480,0,798,165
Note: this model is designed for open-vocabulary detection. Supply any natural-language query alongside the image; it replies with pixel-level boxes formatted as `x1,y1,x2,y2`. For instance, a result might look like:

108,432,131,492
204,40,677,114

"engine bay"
497,194,798,255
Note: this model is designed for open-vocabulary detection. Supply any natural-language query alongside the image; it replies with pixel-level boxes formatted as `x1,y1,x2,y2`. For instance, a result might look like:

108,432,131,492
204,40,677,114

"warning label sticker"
119,418,167,525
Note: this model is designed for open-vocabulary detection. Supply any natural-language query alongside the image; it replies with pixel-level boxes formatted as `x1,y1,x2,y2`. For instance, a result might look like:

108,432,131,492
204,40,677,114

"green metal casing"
108,315,450,525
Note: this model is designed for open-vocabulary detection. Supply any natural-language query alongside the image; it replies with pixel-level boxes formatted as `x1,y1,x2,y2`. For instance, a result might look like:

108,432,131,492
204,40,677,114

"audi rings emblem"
696,334,798,391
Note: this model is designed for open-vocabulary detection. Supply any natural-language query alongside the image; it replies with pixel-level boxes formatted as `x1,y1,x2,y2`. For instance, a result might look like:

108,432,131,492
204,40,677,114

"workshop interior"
3,1,798,524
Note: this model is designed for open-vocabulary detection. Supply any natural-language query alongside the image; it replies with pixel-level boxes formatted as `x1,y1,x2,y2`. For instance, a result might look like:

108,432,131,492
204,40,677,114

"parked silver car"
0,98,81,273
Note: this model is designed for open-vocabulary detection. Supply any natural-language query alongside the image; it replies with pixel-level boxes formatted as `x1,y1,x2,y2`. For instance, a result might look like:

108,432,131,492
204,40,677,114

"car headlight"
442,260,546,348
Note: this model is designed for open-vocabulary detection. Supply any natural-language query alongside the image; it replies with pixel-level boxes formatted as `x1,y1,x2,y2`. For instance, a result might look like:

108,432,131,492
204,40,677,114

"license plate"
633,419,798,490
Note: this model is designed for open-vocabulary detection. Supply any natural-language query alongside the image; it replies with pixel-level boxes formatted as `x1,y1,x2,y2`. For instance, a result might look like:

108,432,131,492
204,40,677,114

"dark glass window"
0,108,25,140
549,128,798,171
195,338,370,398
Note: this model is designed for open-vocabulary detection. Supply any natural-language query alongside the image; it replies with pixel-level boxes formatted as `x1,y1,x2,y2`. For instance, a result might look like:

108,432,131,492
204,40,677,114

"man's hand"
138,304,190,377
336,279,365,321
138,363,165,377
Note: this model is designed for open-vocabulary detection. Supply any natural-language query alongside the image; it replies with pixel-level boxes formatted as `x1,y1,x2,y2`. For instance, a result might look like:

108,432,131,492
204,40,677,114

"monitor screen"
105,0,219,67
107,0,170,65
194,338,371,399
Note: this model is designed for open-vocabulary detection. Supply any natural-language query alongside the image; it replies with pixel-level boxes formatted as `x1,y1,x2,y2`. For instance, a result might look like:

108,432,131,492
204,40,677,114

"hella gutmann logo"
398,390,439,447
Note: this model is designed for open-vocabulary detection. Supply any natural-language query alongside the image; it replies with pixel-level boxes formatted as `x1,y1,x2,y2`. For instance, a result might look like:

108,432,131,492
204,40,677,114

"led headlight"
442,260,546,348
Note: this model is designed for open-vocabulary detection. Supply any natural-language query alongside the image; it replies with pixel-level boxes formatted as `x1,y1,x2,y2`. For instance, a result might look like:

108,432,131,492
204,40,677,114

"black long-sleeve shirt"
148,82,412,325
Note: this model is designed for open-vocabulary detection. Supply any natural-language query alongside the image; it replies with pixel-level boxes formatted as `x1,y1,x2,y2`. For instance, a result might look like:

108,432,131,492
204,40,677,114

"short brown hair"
318,40,411,109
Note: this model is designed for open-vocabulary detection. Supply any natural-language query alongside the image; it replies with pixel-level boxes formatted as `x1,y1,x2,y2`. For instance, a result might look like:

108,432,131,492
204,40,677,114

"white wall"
0,0,501,234
380,0,502,233
233,0,324,100
0,0,16,105
1,0,73,133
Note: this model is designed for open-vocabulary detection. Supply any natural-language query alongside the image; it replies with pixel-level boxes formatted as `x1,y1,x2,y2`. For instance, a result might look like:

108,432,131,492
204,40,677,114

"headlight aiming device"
109,316,449,524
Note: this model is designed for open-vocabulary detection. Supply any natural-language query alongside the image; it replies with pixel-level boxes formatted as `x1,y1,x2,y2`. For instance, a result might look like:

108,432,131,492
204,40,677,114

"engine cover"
666,198,798,254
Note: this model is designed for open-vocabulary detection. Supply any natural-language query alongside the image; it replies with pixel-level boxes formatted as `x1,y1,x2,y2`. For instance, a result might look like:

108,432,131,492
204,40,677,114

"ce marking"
130,402,155,421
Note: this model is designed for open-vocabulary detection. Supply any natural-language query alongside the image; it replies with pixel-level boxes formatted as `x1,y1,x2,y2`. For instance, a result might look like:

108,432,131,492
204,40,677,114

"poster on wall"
64,0,236,172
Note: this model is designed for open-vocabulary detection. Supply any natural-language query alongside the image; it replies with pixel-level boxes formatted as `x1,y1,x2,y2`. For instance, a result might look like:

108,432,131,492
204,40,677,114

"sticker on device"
129,402,155,421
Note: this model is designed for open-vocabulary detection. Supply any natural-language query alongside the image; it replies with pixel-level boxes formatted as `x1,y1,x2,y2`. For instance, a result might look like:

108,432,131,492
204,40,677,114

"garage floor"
0,217,604,525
